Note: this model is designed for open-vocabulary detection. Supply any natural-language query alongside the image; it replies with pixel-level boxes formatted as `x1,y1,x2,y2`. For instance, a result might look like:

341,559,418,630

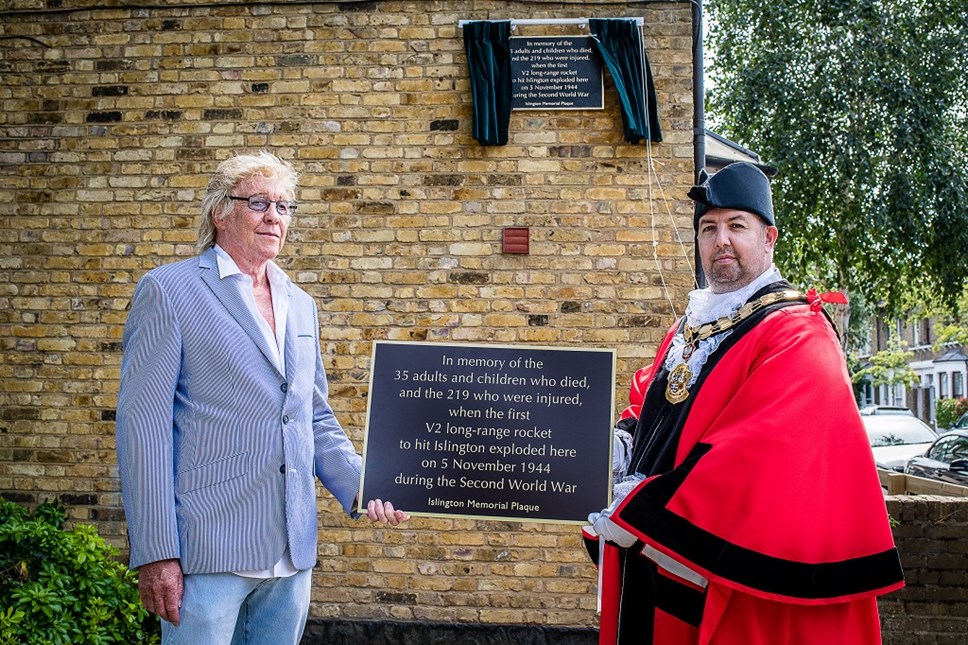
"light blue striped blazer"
116,247,362,574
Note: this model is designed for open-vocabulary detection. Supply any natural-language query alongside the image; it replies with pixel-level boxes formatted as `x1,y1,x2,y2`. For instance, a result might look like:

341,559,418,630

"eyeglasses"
229,195,297,218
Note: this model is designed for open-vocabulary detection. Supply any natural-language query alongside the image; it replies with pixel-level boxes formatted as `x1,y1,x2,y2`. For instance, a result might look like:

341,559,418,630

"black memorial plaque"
510,36,604,110
359,341,615,524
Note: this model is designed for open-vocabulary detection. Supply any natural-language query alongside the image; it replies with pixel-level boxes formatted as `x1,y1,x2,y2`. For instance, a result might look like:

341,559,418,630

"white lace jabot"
664,266,784,387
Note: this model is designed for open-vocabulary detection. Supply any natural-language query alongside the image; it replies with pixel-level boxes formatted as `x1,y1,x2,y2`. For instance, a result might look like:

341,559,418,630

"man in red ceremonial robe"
583,162,904,645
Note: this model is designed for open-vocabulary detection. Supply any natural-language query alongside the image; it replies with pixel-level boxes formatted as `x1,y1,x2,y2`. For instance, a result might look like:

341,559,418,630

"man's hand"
137,558,183,625
365,499,410,526
587,510,637,548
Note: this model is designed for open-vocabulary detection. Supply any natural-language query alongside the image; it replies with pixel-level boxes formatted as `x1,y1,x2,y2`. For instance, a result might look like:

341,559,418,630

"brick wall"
881,496,968,645
0,0,696,630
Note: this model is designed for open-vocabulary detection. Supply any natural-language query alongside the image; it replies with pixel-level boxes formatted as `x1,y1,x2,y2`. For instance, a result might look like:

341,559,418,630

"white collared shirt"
213,244,290,375
213,245,298,579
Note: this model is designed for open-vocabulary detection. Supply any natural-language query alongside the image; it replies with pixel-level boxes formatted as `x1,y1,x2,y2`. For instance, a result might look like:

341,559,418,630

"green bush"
937,397,968,430
0,499,160,645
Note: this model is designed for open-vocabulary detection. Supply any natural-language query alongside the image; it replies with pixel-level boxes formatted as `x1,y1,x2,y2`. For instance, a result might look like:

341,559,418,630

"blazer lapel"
198,248,284,377
282,280,299,387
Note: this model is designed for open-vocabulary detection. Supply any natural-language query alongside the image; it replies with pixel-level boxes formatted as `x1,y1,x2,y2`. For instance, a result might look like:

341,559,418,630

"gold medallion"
664,290,805,405
666,362,692,404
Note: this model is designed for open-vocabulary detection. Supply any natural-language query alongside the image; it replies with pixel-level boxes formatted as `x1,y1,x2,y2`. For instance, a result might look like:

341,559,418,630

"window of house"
911,318,932,347
954,372,964,398
892,383,905,407
877,321,889,352
940,372,949,398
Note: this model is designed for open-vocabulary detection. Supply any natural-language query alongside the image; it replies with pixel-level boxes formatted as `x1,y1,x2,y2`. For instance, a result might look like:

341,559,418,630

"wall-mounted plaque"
510,36,604,110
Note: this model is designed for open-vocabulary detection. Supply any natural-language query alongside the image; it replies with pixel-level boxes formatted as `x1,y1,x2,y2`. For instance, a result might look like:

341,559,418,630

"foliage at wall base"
0,499,159,645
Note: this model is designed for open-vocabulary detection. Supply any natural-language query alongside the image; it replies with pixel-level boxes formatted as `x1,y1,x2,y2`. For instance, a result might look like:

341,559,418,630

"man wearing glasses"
116,151,409,644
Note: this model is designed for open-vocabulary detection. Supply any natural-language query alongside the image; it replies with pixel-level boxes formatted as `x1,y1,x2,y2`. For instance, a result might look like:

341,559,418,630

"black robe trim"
616,548,705,644
621,441,904,599
582,531,706,628
654,565,706,626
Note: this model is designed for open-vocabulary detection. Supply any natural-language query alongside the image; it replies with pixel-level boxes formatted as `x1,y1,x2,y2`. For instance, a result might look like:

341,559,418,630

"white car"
862,414,939,472
859,405,915,416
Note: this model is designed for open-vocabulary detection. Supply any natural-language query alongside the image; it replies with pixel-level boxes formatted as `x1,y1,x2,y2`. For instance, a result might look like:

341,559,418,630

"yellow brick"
0,1,697,632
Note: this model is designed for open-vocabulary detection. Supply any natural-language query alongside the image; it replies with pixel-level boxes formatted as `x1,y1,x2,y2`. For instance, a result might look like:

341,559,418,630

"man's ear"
765,225,779,249
212,207,230,231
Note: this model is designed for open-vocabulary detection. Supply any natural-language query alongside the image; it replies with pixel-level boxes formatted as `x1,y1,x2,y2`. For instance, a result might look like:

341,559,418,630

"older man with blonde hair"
117,151,408,644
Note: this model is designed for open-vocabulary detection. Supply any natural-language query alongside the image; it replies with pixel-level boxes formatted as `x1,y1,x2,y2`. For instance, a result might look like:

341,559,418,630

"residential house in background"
857,316,968,427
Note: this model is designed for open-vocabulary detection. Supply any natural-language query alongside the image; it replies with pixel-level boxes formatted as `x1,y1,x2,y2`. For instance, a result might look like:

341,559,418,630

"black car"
904,429,968,486
946,410,968,432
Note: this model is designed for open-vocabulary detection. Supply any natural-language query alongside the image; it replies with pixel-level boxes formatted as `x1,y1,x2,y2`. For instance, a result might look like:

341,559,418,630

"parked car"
859,405,914,416
862,414,939,472
904,430,968,486
935,410,968,435
947,411,968,432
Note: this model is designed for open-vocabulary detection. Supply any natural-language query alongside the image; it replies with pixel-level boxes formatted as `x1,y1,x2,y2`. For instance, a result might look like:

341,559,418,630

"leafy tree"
705,0,968,329
934,323,968,348
851,334,919,391
936,397,968,429
930,283,968,348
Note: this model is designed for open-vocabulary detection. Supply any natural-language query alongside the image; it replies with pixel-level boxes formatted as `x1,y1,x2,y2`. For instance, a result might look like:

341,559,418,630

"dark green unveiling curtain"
589,18,662,144
463,20,512,146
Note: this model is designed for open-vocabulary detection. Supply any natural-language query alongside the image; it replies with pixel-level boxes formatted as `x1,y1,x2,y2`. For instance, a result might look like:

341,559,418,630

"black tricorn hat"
688,162,775,229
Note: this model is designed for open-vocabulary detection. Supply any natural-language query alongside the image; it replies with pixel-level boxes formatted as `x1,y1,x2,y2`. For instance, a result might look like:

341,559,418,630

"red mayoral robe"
585,292,904,645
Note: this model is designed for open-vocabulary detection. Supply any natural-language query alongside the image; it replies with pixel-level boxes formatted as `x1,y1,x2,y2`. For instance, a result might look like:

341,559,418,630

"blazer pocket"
177,451,247,493
291,335,316,390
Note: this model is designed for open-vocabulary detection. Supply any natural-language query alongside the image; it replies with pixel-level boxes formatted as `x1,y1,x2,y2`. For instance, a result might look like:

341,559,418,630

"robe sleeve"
620,320,680,421
619,366,653,421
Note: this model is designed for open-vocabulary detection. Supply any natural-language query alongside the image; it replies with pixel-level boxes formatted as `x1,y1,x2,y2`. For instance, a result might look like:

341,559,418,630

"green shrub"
0,499,160,645
936,397,968,430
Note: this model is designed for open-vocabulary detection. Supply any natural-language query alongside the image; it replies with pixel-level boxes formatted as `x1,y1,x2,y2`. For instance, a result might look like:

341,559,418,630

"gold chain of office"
666,289,805,404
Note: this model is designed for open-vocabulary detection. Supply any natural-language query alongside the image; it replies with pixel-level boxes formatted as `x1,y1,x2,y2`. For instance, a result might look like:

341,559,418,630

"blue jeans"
160,569,312,645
